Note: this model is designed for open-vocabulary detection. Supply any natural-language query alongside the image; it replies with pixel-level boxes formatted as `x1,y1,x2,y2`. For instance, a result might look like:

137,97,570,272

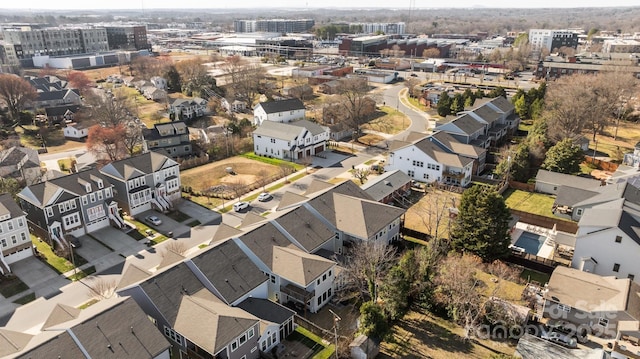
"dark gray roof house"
256,98,305,114
237,297,295,326
360,169,412,203
188,239,268,305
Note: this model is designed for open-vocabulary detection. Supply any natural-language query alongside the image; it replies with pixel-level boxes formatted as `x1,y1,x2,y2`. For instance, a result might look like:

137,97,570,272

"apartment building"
105,25,149,50
142,121,192,159
528,29,579,51
2,27,108,59
233,19,315,33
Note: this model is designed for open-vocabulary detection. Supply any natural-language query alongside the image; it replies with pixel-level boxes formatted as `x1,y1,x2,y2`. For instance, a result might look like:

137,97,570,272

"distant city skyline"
1,0,639,11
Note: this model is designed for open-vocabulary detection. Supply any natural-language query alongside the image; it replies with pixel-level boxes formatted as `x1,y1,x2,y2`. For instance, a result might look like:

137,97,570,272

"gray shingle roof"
0,329,34,358
446,113,485,135
100,152,177,181
139,263,206,325
333,193,406,239
0,193,25,218
253,121,303,141
487,96,514,113
70,298,170,359
470,105,501,124
19,168,112,208
236,297,295,325
536,169,602,189
256,98,305,114
190,240,267,304
289,119,328,136
360,170,412,202
14,331,78,359
274,206,335,252
305,181,373,228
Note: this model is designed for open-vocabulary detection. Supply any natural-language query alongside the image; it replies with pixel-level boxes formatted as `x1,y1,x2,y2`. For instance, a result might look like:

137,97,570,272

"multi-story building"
603,39,640,54
252,120,330,160
142,121,192,159
253,98,306,126
233,19,315,34
18,168,122,249
350,22,406,35
528,29,579,52
105,25,149,51
99,151,181,216
169,97,207,120
0,193,33,275
0,41,20,73
1,27,108,59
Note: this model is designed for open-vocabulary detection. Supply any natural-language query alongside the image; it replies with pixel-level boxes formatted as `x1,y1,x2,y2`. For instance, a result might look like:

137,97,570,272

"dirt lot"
180,157,281,192
380,310,515,359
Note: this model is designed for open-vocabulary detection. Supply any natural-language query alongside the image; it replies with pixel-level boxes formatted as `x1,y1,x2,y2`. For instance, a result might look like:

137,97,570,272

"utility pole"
329,309,342,359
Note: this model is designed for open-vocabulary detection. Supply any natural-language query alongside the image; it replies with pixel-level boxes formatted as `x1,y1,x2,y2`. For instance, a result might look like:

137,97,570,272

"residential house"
133,80,154,91
150,76,167,90
26,75,67,92
33,89,82,109
142,121,192,159
554,181,634,222
435,113,490,149
471,96,520,138
535,169,602,196
142,86,167,101
17,168,124,249
349,335,380,359
429,130,487,175
385,135,474,187
14,298,172,359
63,122,89,140
230,100,246,113
0,193,33,275
236,297,296,354
253,98,306,126
99,151,181,216
611,142,640,185
542,266,640,338
169,97,207,120
283,84,313,100
0,146,42,185
118,262,262,359
292,65,333,77
234,222,337,313
360,169,412,205
43,105,80,125
253,120,330,160
571,190,640,281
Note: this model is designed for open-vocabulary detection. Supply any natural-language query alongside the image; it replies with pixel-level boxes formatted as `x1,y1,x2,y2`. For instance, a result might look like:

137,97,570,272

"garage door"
4,247,34,265
85,217,109,233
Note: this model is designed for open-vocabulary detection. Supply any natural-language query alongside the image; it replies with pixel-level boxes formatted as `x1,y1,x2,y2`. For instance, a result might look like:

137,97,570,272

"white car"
257,192,272,202
233,202,250,212
145,215,162,226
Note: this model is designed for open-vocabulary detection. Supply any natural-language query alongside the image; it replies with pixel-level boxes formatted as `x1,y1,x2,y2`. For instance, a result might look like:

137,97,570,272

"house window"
576,208,583,216
613,263,620,272
557,304,571,312
598,318,609,327
17,218,24,227
407,170,414,177
105,188,112,198
82,196,88,205
62,213,81,230
0,239,5,247
248,327,255,339
239,333,247,345
7,222,13,231
90,193,96,203
97,191,103,200
231,340,238,352
46,207,54,217
615,236,622,243
11,235,17,244
21,232,27,242
271,138,276,143
317,296,321,306
163,326,183,345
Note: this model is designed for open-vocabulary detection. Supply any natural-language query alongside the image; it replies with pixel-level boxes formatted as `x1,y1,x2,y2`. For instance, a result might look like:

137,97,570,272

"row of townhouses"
17,152,181,251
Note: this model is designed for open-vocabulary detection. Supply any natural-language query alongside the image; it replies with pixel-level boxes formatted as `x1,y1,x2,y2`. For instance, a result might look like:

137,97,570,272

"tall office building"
528,29,579,51
234,19,315,34
104,25,149,51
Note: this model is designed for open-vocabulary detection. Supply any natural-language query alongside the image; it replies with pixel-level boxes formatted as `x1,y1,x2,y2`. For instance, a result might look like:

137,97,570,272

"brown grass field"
403,189,462,240
180,157,280,193
380,310,516,359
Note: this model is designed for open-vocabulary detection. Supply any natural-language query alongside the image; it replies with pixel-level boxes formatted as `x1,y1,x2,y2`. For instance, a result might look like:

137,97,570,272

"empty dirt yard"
180,157,281,193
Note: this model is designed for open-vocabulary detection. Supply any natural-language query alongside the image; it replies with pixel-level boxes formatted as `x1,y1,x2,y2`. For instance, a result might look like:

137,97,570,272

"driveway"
177,200,221,225
10,257,65,292
74,235,113,262
139,210,191,239
312,151,352,168
90,227,144,255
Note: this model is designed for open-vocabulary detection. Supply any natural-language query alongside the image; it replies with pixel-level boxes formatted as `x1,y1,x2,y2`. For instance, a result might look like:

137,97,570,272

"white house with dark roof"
0,193,33,274
571,195,640,283
253,119,330,160
253,98,306,126
169,97,207,120
385,135,474,187
63,122,89,140
435,113,490,148
360,169,412,205
425,130,486,175
535,169,602,196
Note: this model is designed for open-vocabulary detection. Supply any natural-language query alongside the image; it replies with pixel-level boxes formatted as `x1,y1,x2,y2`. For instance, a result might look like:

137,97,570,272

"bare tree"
422,48,441,59
255,169,271,192
0,74,38,127
226,178,247,202
331,77,376,136
221,55,266,108
415,189,455,242
164,241,188,256
351,167,371,184
339,240,397,302
279,163,295,182
86,277,117,300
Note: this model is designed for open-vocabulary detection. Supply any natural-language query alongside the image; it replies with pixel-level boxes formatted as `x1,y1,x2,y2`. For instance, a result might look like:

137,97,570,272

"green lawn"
32,236,87,274
127,219,168,245
13,292,36,305
241,153,304,171
289,327,335,359
503,188,556,218
521,269,551,285
167,210,191,222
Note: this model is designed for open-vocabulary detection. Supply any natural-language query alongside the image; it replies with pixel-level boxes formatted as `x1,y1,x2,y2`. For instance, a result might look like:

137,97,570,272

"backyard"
502,188,557,218
361,106,410,135
380,310,516,359
403,188,462,240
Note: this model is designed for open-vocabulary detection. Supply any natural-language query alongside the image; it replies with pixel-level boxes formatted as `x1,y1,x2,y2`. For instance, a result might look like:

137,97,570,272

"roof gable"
256,98,305,114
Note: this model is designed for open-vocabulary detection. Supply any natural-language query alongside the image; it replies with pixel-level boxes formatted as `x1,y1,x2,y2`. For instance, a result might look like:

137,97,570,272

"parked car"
68,235,82,248
145,215,162,226
541,328,578,349
233,202,250,212
257,192,272,202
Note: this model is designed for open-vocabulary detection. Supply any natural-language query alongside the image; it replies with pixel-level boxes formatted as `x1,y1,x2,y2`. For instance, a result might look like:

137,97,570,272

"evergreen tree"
359,301,389,340
437,91,452,117
165,66,182,93
450,185,512,262
542,138,584,174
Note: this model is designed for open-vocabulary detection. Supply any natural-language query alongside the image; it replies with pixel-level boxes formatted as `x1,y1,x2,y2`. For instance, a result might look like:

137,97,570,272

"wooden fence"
508,180,535,192
509,209,578,234
584,156,619,172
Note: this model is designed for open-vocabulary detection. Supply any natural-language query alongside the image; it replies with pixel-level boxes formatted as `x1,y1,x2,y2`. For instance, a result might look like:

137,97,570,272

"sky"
2,0,639,10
